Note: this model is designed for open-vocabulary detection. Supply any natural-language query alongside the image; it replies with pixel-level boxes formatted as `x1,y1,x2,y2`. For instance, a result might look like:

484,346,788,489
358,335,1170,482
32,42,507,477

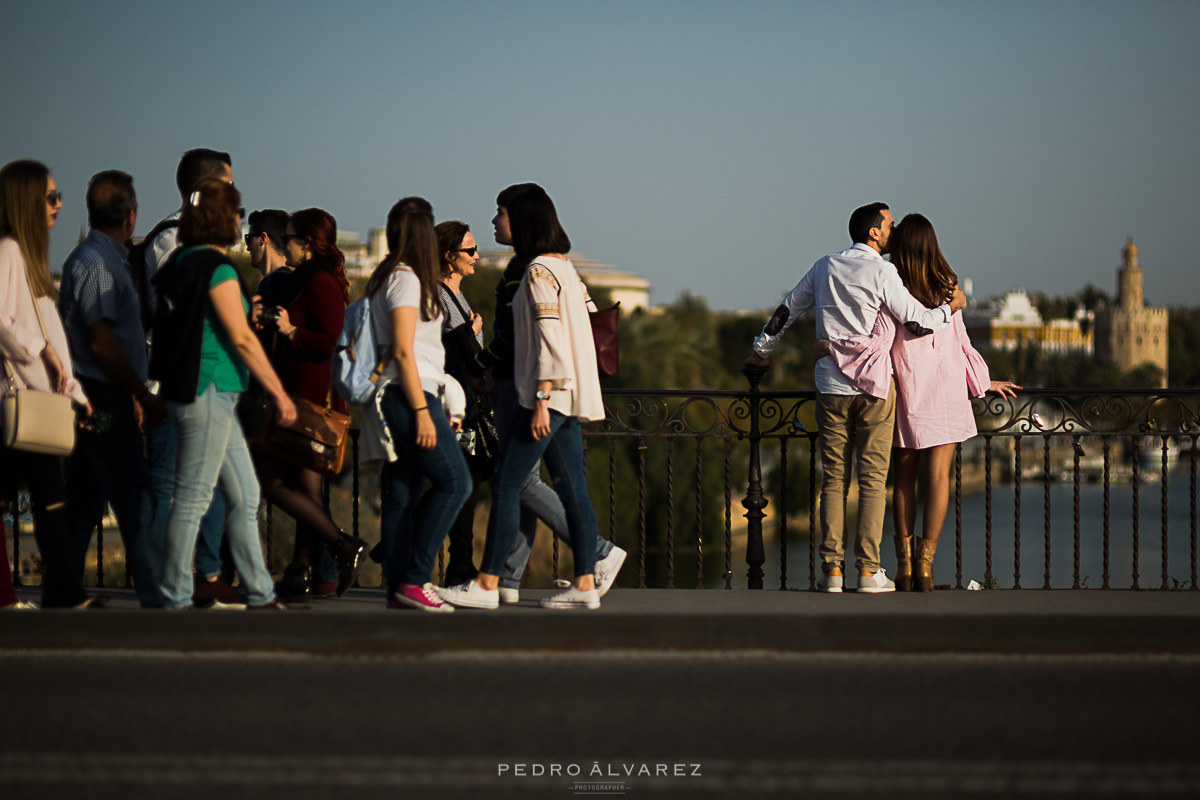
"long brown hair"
0,159,55,299
366,197,440,321
890,213,957,308
290,207,351,305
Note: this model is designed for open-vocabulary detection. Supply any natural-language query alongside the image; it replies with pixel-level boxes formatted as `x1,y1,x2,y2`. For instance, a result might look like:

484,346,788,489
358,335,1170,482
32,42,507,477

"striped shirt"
58,228,149,385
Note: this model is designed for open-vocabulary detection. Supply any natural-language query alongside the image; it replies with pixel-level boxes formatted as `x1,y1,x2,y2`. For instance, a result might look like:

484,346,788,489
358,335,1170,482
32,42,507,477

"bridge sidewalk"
2,586,1197,657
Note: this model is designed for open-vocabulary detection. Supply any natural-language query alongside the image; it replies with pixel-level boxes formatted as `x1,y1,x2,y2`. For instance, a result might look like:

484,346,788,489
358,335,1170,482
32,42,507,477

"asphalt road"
2,648,1198,799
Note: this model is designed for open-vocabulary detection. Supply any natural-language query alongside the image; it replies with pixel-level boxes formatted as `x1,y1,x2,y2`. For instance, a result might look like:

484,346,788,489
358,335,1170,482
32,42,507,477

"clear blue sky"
4,0,1197,310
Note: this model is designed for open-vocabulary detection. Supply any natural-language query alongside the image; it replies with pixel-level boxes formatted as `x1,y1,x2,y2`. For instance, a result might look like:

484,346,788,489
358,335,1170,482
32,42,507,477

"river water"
745,467,1197,591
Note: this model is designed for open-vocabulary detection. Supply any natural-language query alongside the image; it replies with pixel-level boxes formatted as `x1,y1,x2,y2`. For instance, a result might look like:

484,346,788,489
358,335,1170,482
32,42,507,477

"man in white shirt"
745,202,966,593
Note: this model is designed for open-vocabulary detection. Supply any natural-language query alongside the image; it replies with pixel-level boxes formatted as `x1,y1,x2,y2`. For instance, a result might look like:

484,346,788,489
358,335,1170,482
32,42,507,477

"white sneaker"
498,587,520,605
539,586,601,610
436,581,499,609
817,573,844,593
857,568,896,593
594,546,627,597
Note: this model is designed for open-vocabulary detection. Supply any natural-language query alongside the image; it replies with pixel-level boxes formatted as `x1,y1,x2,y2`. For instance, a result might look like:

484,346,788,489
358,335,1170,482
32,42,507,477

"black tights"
256,457,341,567
0,448,88,606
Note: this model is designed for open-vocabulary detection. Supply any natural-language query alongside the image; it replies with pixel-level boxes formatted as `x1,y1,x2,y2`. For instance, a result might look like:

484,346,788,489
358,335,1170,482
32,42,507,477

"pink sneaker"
394,583,455,613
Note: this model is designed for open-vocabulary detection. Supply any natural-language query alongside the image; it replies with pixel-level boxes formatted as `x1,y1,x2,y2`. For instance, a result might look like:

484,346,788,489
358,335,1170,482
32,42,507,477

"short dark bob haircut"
247,208,289,254
179,178,241,248
507,183,570,258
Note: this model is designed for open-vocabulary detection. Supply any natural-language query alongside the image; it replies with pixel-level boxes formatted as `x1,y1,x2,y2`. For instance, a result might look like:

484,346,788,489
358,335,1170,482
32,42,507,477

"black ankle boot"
275,565,313,605
333,533,368,598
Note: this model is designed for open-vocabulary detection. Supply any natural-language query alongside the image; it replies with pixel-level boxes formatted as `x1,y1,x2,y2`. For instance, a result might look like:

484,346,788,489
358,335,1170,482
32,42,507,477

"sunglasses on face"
457,246,478,257
244,233,260,245
47,190,63,205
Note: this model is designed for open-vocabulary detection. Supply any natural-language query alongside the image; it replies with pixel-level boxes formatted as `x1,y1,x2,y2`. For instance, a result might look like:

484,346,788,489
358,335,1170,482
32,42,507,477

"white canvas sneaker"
539,586,601,610
856,568,896,593
498,587,520,605
594,546,627,597
436,581,499,609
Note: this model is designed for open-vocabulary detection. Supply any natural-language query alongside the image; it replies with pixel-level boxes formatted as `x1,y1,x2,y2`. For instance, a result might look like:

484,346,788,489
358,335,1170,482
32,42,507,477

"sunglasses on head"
47,190,63,205
457,246,478,257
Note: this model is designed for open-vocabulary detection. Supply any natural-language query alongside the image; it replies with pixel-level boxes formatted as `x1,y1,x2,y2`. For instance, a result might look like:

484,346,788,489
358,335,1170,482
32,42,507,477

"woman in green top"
156,179,296,610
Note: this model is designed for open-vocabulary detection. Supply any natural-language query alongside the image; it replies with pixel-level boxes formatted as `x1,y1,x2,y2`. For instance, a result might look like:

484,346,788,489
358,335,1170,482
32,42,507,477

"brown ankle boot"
894,536,913,592
914,537,938,592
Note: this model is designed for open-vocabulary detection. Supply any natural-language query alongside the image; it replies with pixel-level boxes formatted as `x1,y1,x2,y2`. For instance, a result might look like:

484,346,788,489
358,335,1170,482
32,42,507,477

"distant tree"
1167,306,1200,388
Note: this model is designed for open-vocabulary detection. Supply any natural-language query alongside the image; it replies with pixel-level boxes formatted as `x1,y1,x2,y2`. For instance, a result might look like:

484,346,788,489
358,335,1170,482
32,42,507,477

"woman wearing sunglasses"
0,159,94,609
434,220,488,586
261,208,366,603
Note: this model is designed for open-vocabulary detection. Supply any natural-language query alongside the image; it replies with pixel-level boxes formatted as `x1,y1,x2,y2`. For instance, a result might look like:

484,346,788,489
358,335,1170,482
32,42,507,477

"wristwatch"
535,390,552,401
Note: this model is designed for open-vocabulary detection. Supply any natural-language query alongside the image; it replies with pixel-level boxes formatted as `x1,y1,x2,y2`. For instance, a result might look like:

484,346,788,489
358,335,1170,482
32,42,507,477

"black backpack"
128,218,179,334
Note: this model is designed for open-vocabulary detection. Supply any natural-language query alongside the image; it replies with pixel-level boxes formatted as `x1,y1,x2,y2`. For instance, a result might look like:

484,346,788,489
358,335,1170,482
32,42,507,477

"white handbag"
1,298,76,457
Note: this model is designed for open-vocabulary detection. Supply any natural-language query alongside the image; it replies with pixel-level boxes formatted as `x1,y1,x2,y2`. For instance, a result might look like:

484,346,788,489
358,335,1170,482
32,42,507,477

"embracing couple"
744,203,1018,593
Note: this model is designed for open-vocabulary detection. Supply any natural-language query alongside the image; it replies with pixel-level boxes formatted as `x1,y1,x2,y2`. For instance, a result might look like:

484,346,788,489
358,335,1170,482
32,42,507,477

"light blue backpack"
332,296,389,406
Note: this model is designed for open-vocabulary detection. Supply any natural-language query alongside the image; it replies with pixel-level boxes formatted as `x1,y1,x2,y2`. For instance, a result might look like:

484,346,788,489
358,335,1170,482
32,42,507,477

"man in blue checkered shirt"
57,170,165,607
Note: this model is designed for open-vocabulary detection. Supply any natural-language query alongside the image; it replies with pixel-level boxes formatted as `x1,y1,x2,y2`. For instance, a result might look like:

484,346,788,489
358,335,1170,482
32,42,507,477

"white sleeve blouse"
512,256,604,421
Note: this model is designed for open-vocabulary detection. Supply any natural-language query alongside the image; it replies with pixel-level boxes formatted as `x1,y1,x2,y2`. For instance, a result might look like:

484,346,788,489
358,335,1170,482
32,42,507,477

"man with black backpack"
137,148,244,608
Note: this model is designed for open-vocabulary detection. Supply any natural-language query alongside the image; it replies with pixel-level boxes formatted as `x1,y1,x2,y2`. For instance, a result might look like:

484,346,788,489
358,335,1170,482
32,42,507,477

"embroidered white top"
512,256,604,421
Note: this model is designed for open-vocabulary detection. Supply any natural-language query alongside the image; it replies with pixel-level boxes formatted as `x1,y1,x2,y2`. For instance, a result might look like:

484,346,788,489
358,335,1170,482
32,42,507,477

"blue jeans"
481,406,599,578
158,385,274,609
379,387,472,588
491,380,611,589
144,416,227,583
58,379,157,606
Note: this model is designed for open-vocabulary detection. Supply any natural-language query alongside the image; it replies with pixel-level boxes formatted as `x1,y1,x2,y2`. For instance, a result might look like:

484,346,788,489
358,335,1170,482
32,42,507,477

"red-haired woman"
0,159,94,609
261,207,365,603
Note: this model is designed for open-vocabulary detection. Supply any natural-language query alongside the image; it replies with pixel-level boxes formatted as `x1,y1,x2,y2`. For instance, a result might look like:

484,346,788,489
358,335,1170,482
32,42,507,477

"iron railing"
6,383,1198,591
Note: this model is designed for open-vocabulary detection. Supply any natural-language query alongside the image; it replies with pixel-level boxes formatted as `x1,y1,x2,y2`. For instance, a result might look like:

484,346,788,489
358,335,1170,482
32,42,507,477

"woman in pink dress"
826,214,1018,591
888,215,1017,591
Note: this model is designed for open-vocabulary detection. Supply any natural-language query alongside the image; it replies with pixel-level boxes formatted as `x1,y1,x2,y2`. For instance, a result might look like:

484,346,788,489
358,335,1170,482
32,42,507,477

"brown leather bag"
250,387,350,476
589,301,621,379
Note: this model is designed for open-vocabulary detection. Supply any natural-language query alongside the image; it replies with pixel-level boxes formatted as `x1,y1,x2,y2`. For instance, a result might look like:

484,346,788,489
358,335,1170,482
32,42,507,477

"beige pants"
816,384,896,573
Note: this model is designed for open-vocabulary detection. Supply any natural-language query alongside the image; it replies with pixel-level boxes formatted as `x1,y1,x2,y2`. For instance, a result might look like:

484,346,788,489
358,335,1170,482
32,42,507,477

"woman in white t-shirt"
438,184,606,611
364,197,471,612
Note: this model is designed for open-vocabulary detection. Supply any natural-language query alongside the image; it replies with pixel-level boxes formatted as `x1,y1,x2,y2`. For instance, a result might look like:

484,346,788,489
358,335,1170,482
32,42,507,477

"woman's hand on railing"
989,380,1021,400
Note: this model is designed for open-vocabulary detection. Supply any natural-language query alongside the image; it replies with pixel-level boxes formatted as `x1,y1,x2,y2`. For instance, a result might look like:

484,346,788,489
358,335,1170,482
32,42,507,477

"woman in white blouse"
0,159,94,609
439,185,605,610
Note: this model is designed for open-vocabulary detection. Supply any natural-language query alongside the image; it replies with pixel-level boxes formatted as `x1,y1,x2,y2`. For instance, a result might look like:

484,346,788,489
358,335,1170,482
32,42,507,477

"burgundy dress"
274,269,347,414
